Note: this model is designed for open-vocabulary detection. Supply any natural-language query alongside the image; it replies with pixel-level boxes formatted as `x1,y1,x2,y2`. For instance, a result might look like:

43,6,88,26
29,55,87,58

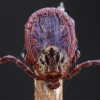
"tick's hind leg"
64,60,100,79
0,55,43,80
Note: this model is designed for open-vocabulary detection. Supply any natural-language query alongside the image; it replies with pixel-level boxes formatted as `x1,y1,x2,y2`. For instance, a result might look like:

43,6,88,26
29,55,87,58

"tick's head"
37,46,68,80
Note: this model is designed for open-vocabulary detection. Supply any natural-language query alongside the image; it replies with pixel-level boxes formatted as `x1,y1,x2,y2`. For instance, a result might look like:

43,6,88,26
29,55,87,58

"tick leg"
21,53,33,67
69,50,80,66
0,55,43,80
64,60,100,79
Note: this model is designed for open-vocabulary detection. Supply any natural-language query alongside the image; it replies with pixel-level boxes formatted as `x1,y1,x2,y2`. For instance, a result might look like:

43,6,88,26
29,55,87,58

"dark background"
0,0,100,100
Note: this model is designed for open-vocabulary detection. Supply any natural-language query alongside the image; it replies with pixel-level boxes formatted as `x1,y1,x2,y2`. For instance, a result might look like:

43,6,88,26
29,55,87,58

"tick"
0,7,100,89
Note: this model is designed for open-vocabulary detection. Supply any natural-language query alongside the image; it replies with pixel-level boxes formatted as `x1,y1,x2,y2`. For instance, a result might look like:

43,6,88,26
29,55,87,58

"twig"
34,80,63,100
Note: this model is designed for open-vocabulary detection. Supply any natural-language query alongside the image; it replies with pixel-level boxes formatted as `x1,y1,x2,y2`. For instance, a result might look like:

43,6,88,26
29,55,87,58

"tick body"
0,7,100,89
25,8,76,88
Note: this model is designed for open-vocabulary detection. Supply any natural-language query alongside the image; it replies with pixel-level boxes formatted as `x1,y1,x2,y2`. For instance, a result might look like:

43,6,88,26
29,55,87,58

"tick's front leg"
64,60,100,79
0,55,43,80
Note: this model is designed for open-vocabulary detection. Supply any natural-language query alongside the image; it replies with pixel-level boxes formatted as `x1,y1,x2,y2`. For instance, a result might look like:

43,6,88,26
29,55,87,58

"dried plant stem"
34,80,63,100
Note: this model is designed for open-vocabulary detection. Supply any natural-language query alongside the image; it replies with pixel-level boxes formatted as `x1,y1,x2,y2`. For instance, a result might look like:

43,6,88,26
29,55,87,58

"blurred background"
0,0,100,100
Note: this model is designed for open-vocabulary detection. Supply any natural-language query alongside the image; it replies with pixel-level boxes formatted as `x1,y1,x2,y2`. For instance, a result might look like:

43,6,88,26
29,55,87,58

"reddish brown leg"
69,50,80,66
64,60,100,79
21,53,33,67
0,55,43,80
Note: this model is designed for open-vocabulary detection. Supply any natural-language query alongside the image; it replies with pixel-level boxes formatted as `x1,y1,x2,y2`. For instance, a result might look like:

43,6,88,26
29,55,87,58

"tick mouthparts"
48,72,57,75
47,74,58,79
47,74,60,82
47,71,59,75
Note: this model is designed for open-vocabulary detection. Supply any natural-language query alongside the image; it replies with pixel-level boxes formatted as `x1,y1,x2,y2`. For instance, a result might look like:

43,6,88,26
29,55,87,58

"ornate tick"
0,7,100,89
